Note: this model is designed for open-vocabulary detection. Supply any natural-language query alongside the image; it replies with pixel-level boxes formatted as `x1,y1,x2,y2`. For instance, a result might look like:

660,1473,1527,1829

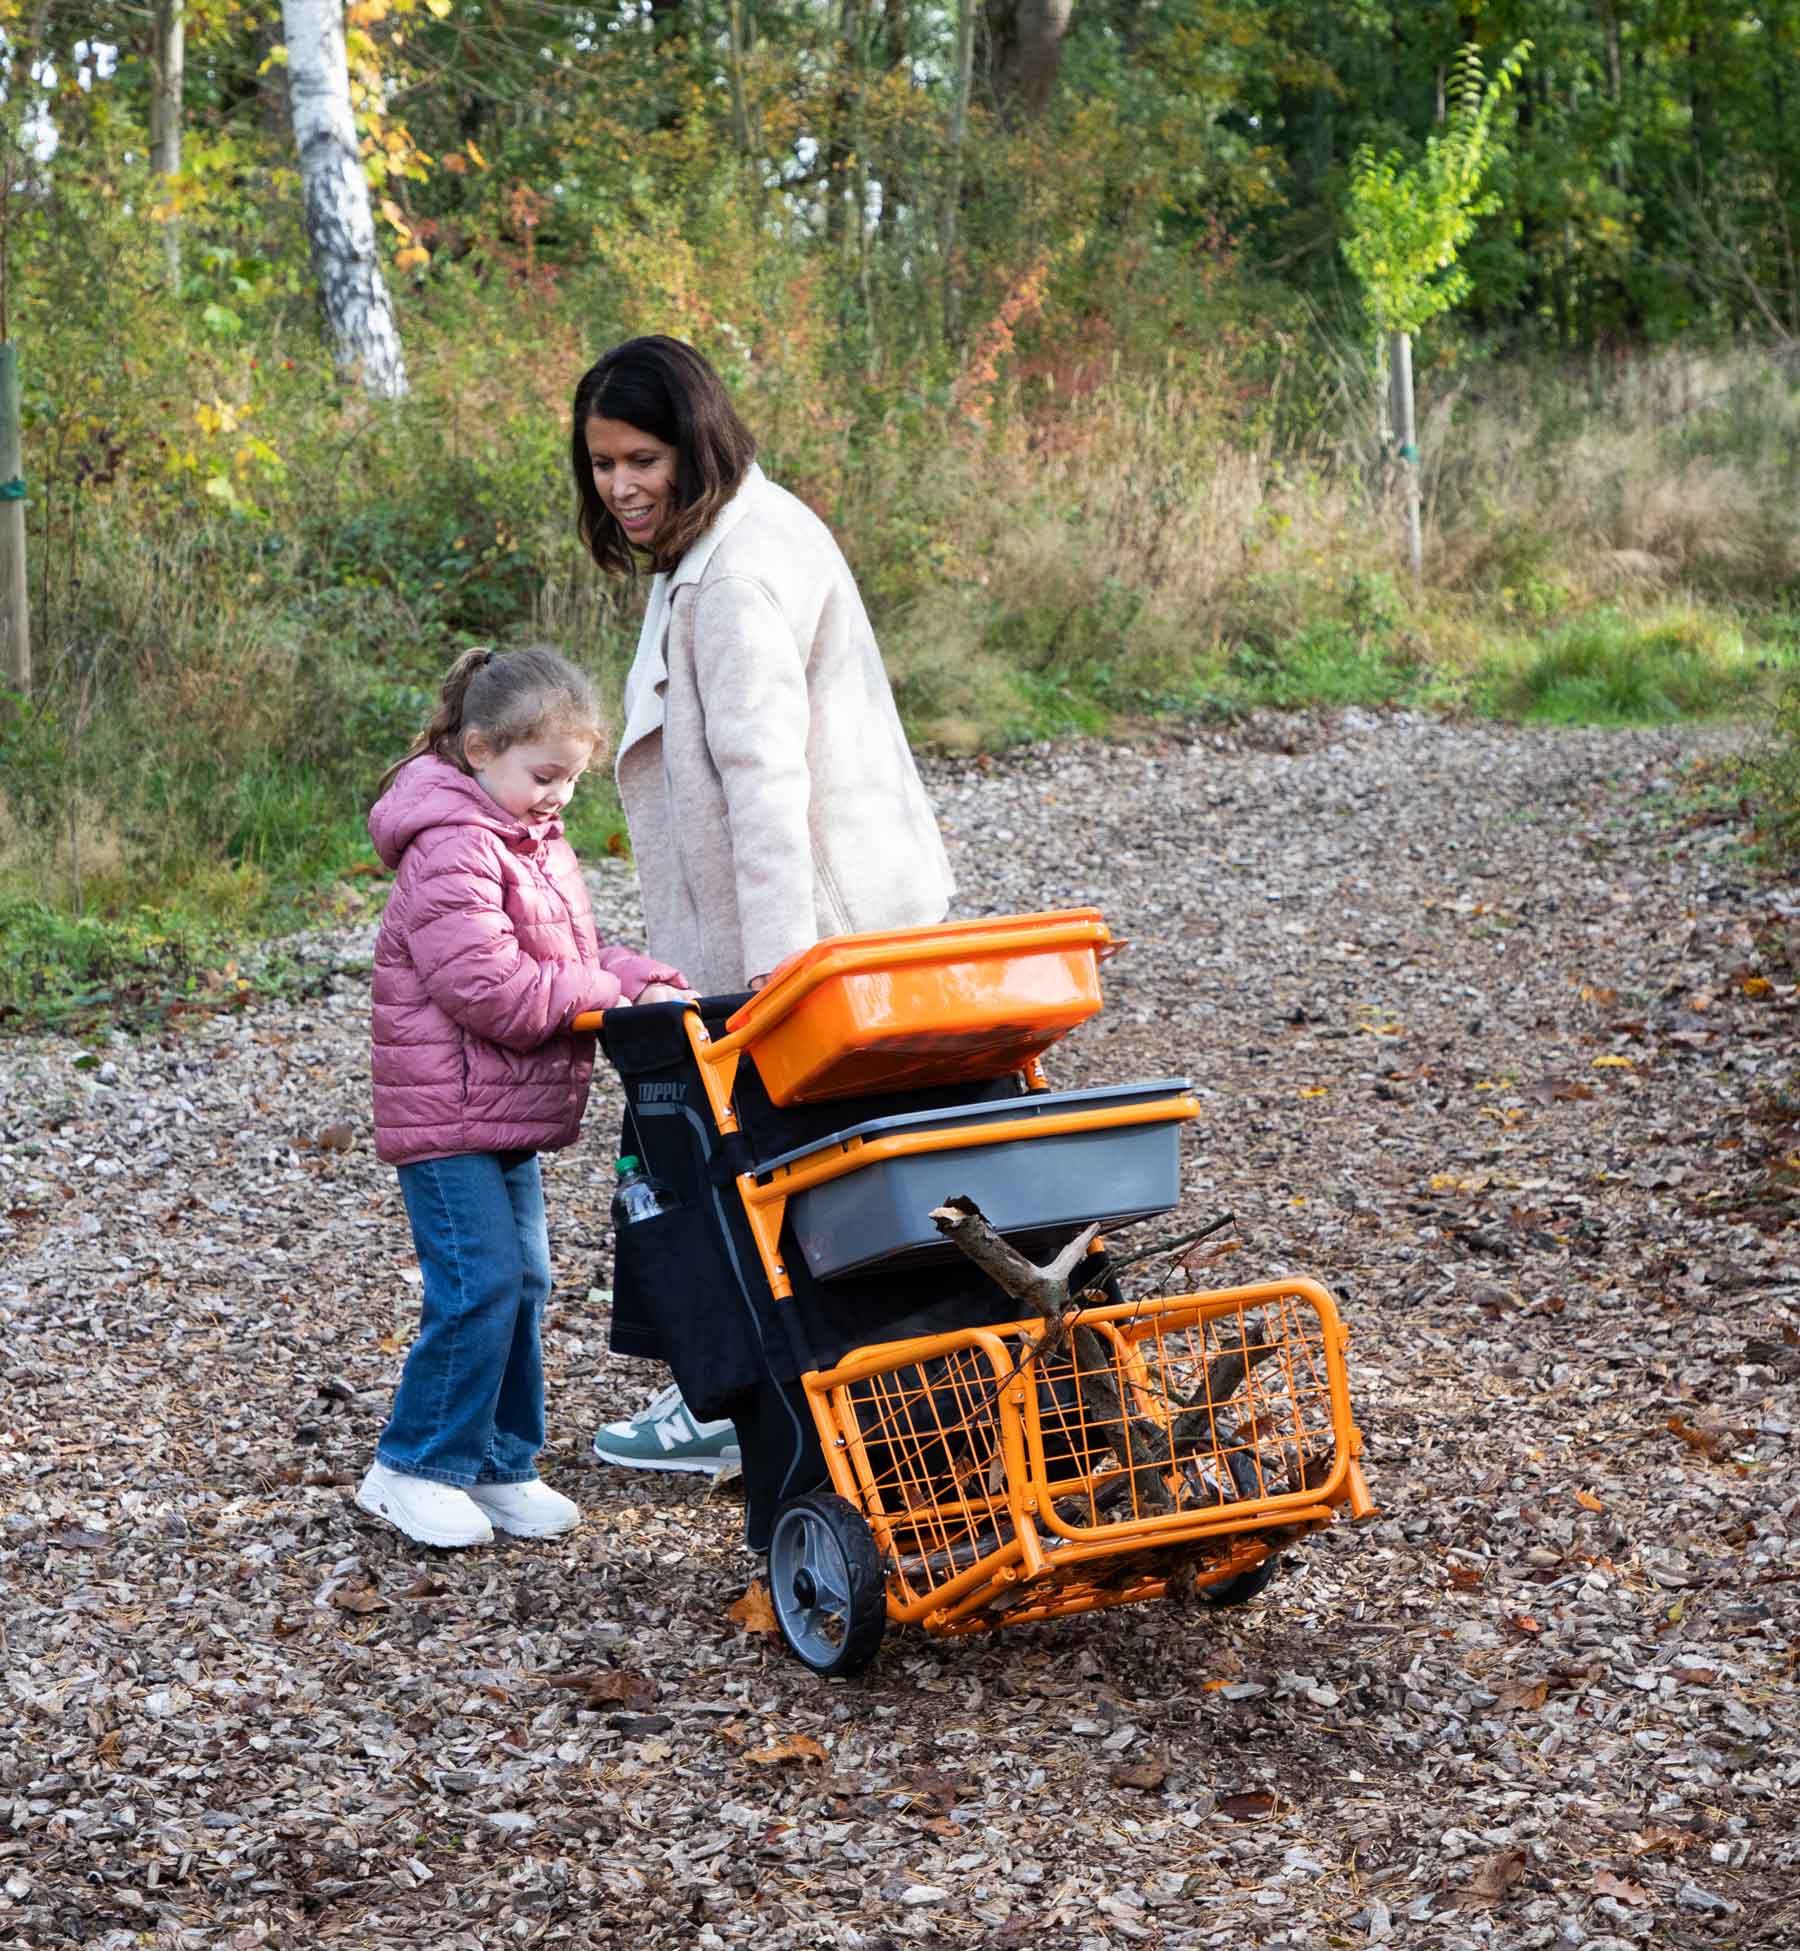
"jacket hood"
369,754,560,869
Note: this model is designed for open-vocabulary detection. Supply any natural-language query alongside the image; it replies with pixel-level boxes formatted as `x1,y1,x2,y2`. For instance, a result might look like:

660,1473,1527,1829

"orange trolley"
582,912,1373,1675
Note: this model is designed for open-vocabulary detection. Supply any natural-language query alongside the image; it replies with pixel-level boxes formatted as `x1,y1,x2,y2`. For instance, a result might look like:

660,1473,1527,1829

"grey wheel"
767,1492,886,1676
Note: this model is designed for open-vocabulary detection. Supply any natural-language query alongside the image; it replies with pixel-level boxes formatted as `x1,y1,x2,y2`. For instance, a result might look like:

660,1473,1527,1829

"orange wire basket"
783,1276,1371,1654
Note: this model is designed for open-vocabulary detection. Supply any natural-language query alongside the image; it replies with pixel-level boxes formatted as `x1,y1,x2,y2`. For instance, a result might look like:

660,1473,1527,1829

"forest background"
3,0,1800,1022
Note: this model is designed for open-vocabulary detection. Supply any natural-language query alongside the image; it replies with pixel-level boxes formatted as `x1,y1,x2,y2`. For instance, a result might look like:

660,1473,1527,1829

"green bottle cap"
616,1155,640,1174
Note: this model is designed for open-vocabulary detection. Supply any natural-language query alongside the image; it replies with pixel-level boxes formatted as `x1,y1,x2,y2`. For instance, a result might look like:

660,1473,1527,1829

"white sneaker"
591,1381,742,1476
466,1479,581,1538
356,1462,494,1548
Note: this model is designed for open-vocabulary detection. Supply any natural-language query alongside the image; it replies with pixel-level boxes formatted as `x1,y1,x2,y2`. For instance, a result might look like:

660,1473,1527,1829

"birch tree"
280,0,407,400
149,0,184,287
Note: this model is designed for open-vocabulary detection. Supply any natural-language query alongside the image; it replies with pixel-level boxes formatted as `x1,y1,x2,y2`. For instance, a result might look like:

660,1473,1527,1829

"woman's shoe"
591,1382,741,1475
466,1479,581,1538
355,1462,494,1548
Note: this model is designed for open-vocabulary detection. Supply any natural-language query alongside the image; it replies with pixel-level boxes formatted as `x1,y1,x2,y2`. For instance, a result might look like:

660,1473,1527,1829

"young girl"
357,644,690,1549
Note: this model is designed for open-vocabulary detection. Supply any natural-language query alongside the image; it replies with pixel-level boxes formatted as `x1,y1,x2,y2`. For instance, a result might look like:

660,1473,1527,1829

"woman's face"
584,415,678,550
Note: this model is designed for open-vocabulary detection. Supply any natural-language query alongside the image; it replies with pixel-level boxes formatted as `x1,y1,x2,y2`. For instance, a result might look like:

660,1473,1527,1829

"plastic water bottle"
610,1154,664,1228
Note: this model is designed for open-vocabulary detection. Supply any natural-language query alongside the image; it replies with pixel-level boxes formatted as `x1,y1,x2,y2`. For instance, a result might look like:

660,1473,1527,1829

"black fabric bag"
597,998,1069,1547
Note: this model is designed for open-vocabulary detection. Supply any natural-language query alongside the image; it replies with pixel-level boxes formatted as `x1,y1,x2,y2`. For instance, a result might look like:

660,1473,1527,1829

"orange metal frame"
809,1282,1372,1633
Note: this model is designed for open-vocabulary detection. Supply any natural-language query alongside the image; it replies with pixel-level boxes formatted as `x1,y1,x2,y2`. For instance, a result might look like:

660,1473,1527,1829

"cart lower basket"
771,1274,1372,1673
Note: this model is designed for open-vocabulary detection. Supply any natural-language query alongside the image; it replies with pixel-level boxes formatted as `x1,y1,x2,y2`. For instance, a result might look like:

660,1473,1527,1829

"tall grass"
6,286,1798,1021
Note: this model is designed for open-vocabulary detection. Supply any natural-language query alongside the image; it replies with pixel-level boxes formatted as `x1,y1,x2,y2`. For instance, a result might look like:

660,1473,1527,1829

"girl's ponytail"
376,644,602,796
378,647,496,793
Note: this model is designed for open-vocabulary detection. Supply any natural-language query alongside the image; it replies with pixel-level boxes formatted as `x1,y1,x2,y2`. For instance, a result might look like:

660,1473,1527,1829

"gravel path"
3,712,1797,1951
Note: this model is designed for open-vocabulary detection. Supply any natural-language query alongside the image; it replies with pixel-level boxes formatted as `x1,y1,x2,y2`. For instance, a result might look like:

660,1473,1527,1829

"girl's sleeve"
407,836,620,1048
596,941,690,998
690,573,817,982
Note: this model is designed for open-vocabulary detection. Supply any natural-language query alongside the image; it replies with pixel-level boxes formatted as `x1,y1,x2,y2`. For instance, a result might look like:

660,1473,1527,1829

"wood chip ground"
3,712,1797,1949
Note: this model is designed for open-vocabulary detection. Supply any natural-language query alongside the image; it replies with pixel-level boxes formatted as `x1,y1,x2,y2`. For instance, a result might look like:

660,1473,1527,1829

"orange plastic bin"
720,909,1112,1105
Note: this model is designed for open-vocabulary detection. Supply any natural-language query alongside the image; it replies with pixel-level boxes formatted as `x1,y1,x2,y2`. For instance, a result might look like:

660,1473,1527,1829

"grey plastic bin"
756,1079,1194,1281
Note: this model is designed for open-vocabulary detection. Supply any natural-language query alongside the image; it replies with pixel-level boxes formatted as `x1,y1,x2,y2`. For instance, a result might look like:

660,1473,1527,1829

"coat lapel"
613,463,769,779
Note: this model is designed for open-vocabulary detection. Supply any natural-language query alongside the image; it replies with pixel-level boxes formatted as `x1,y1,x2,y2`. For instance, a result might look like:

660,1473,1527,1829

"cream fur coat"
614,465,955,994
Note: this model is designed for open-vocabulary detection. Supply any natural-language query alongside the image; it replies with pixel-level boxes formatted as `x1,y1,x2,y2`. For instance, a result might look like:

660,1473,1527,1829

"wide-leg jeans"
378,1149,550,1487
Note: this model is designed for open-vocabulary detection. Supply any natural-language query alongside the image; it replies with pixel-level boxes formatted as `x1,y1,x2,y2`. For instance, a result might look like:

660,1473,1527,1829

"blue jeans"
378,1150,551,1488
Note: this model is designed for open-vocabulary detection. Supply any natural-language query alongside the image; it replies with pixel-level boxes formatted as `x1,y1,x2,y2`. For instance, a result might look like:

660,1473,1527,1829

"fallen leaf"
1592,1054,1634,1069
1178,1235,1244,1274
1634,1824,1700,1856
541,1669,654,1710
1447,1564,1484,1592
1594,1868,1651,1905
1467,1847,1528,1903
747,1733,827,1765
1504,1612,1542,1636
1495,1678,1548,1713
1110,1752,1170,1790
1219,1790,1278,1820
727,1580,781,1635
893,1769,961,1813
328,1579,387,1615
1741,975,1772,998
1574,1488,1605,1513
1666,1415,1734,1460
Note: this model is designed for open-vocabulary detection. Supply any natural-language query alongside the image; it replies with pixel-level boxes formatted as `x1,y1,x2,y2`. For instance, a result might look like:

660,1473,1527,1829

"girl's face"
466,730,594,825
584,415,679,550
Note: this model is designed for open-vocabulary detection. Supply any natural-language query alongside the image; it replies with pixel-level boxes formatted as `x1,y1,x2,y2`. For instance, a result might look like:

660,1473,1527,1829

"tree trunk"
150,0,186,288
984,0,1074,121
940,0,977,343
1389,329,1422,585
725,0,754,157
280,0,408,400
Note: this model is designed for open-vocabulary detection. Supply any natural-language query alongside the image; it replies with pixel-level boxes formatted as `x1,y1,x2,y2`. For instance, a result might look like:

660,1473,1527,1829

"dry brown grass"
1424,347,1800,598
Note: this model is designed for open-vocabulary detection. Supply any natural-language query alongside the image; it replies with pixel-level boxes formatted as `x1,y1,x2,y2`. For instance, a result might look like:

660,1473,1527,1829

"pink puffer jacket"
368,756,684,1166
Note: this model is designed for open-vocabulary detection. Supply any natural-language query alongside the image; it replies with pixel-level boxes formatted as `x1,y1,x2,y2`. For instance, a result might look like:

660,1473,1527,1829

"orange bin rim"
722,908,1112,1043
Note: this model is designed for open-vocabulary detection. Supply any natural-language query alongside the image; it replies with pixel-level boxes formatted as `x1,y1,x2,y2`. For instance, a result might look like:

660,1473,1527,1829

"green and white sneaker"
591,1382,741,1476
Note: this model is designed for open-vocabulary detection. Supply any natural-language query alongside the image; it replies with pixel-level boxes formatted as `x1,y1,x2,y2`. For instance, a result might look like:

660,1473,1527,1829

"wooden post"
0,341,29,698
1389,328,1423,584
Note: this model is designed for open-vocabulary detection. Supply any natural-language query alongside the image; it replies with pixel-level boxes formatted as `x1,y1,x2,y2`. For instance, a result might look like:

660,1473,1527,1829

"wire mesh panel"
819,1279,1357,1624
1039,1286,1344,1535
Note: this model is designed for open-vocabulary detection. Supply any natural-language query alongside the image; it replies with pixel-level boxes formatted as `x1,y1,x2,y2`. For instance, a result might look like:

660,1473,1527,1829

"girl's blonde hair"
380,645,605,793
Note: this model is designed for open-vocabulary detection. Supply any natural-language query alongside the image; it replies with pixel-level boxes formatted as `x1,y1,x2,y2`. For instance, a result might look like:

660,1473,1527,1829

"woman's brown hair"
378,645,604,793
570,335,757,576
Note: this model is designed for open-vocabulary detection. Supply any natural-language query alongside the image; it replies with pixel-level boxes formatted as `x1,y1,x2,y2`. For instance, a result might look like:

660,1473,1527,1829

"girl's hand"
633,980,694,1006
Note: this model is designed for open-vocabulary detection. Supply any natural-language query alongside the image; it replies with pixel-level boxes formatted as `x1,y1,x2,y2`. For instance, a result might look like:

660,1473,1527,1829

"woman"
572,335,955,1472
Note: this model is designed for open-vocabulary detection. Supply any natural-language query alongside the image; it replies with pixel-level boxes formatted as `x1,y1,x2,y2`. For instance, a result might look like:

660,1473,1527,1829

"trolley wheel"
1197,1552,1284,1609
767,1492,887,1677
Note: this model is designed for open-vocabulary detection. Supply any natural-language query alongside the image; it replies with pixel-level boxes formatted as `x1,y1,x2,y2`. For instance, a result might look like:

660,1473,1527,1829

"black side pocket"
611,1202,763,1422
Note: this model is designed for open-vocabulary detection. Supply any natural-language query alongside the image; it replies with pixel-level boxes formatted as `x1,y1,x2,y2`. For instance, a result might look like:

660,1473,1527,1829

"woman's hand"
632,980,695,1006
